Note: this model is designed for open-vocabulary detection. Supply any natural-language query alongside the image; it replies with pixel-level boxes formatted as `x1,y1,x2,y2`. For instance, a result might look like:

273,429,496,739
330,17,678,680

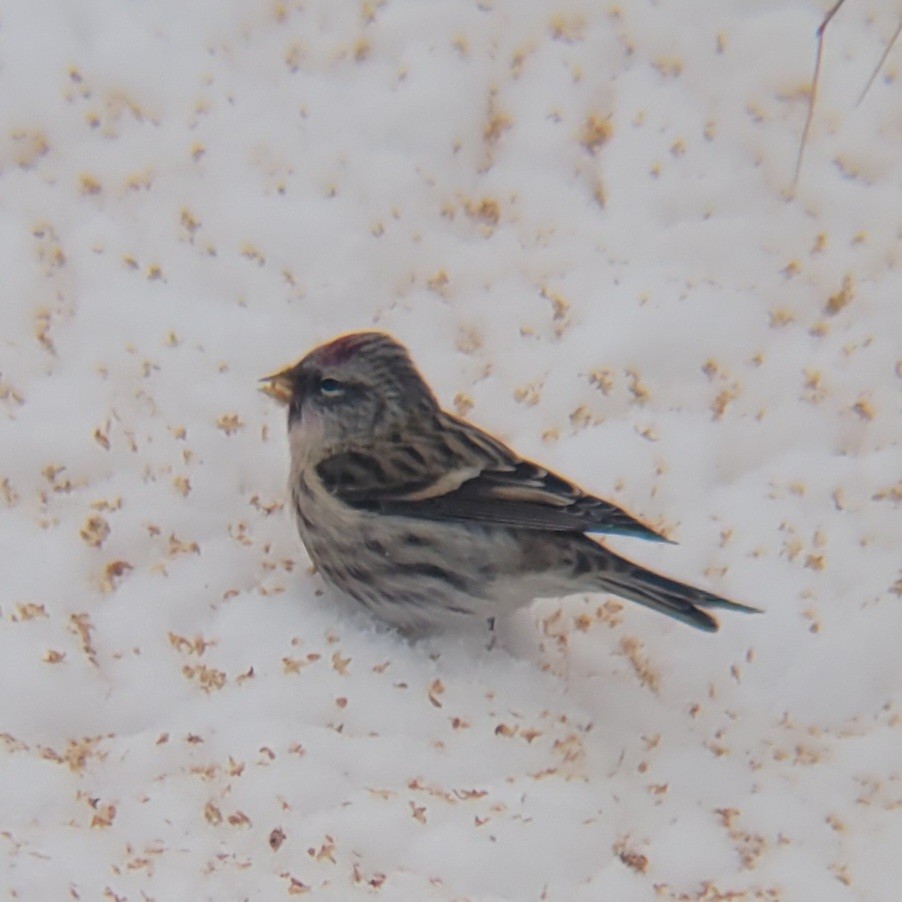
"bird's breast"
287,415,327,471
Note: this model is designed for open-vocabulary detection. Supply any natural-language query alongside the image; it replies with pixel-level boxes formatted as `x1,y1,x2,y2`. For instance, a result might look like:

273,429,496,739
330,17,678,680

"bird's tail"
590,544,759,632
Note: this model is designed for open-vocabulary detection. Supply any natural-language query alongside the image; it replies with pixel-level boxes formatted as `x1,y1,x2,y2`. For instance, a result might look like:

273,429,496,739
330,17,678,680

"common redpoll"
262,332,756,634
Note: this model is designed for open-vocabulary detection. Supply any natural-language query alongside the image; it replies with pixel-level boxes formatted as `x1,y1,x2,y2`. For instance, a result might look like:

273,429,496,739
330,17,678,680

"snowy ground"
1,0,900,899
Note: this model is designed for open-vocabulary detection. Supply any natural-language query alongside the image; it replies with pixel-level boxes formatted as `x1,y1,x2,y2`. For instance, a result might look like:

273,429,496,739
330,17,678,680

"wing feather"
316,414,669,542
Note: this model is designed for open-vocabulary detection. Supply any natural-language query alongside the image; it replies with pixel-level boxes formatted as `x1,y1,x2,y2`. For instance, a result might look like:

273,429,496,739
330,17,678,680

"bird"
260,331,757,635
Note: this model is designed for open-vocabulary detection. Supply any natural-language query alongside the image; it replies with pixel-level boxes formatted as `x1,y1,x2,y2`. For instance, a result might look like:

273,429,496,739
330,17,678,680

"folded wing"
316,414,669,542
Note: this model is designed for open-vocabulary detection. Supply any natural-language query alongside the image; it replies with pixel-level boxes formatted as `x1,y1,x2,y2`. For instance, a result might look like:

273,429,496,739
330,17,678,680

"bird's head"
261,331,439,454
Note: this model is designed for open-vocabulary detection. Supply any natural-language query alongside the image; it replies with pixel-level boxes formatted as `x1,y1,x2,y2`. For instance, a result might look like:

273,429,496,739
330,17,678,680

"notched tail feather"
596,552,760,632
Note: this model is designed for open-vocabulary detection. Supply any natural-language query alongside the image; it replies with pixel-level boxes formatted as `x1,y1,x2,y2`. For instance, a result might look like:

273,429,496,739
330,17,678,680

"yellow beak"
258,368,294,405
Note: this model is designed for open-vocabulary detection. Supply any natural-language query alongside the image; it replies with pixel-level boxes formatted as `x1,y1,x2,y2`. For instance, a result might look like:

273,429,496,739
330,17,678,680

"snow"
1,0,900,898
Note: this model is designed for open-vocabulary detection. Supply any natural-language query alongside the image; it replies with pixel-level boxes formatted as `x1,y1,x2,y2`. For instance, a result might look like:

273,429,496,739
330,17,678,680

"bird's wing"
315,414,670,542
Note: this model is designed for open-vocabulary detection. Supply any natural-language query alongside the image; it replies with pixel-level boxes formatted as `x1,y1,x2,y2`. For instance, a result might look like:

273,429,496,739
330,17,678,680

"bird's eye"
318,377,346,398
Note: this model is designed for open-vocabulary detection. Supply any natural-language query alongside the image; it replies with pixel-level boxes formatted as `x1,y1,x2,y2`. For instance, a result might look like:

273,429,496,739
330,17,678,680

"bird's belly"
290,473,583,631
294,502,506,629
